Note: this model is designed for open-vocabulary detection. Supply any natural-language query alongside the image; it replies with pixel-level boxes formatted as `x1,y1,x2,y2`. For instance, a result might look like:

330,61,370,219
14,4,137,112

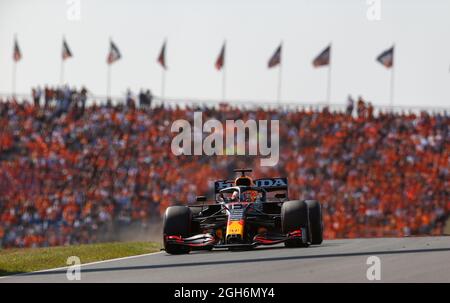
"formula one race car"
163,169,323,254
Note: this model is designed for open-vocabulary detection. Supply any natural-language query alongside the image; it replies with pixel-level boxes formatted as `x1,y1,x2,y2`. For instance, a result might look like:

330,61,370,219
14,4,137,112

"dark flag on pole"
158,40,167,69
62,38,73,60
107,40,121,64
215,42,226,70
376,46,394,68
313,45,331,67
268,44,282,68
377,45,395,107
13,38,22,62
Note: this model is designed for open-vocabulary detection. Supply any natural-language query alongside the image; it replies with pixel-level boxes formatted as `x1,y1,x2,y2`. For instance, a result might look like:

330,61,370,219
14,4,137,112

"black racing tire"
188,206,203,235
163,206,192,254
305,200,323,245
281,200,310,248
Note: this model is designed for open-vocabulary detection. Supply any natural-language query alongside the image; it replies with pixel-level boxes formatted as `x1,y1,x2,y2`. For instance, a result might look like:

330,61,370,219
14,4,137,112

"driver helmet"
235,176,253,187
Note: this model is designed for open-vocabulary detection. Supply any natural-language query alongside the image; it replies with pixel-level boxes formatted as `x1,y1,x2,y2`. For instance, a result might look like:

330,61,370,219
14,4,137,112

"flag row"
11,36,395,70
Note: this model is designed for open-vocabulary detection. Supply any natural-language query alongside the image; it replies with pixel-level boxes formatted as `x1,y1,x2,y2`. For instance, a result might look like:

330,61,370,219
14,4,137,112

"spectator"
44,85,52,107
146,90,153,108
367,102,374,119
32,86,42,107
346,95,354,116
139,89,153,108
357,96,366,117
126,89,135,108
139,89,145,108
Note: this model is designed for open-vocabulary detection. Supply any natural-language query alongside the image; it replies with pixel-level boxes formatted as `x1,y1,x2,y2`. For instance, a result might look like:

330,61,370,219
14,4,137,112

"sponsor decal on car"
226,220,244,237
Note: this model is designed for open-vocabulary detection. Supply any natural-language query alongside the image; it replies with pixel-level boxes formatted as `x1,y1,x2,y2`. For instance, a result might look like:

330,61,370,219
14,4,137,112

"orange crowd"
0,92,448,248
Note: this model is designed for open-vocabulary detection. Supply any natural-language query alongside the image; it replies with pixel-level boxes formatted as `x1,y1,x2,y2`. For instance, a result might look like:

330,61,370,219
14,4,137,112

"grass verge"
0,241,161,276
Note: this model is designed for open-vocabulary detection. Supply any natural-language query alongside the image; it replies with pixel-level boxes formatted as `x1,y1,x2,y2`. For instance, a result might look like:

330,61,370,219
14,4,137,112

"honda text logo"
254,178,287,187
215,180,234,190
171,112,279,166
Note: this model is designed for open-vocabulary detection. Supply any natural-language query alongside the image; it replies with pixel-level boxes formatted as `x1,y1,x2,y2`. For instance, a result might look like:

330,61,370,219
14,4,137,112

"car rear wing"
214,180,235,194
214,177,288,194
254,177,288,192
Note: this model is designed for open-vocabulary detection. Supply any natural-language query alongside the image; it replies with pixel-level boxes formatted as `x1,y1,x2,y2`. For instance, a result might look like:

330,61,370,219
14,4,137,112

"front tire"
163,206,192,254
281,200,310,247
305,200,323,245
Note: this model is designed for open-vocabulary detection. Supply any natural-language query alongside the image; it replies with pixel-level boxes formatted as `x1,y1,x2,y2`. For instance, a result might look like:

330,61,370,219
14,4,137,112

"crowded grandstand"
0,86,448,248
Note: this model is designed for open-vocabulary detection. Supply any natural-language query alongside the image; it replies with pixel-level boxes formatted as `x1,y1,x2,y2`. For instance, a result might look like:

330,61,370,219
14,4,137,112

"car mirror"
196,196,207,202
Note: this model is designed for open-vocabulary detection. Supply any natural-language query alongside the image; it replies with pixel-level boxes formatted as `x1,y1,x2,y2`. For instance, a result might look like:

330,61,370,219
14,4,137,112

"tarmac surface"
2,236,450,282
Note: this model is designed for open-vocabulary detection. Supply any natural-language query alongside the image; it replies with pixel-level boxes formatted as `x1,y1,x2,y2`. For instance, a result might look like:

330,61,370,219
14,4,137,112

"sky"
0,0,449,107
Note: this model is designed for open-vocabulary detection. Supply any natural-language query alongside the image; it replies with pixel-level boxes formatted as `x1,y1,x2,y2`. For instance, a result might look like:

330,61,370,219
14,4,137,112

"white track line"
0,250,164,279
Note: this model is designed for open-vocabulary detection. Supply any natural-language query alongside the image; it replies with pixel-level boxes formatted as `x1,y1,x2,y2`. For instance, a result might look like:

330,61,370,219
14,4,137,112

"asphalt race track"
2,236,450,283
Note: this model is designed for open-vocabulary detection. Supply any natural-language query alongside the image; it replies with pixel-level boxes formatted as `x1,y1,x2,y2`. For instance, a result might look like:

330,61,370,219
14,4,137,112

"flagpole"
390,46,395,108
161,68,165,102
159,37,167,103
326,43,332,105
12,33,17,98
222,41,227,101
326,63,332,105
222,59,226,101
60,58,65,86
12,61,17,97
60,35,64,86
107,64,111,101
277,62,282,104
277,42,282,104
390,64,395,108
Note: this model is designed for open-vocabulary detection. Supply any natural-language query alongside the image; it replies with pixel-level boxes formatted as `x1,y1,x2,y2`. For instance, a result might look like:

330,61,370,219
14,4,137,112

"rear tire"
281,200,310,247
163,206,192,254
305,200,323,245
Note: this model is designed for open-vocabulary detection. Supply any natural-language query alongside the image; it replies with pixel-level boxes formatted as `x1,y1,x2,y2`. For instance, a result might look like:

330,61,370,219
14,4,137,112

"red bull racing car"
163,169,323,254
